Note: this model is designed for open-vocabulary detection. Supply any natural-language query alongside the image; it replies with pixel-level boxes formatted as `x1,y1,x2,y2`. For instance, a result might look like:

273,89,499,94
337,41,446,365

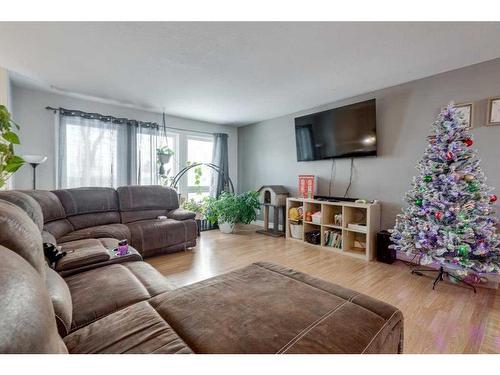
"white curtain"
131,124,167,185
59,116,127,188
59,114,169,188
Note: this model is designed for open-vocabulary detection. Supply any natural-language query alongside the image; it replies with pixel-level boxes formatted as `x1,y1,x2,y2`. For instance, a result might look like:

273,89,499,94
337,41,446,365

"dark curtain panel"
210,133,229,197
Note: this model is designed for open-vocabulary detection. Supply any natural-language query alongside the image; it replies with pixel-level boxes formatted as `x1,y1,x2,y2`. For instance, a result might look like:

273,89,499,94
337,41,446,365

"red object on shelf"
298,175,317,199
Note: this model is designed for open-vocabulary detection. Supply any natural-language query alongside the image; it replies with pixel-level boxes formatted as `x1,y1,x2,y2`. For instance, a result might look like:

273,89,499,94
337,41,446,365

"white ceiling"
1,22,500,126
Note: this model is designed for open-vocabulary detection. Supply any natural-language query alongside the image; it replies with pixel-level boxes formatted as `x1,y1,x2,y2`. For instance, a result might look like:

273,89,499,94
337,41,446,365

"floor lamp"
22,155,47,190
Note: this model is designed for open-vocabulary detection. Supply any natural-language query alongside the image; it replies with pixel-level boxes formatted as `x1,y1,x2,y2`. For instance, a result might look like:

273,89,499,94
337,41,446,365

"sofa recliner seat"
126,218,197,257
65,262,171,331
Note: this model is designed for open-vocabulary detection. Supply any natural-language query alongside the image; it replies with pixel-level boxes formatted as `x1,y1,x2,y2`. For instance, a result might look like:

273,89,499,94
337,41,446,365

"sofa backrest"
53,187,121,230
23,190,74,240
117,185,179,223
0,198,74,341
0,245,67,354
0,199,46,278
0,190,44,231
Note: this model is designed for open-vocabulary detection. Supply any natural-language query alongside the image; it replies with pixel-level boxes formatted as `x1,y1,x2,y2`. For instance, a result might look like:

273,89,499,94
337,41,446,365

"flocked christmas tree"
391,104,499,275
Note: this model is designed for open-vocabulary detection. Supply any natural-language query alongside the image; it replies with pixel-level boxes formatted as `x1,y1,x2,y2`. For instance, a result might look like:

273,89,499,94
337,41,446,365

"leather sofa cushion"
57,238,143,277
65,262,171,331
167,208,196,221
67,211,121,230
53,187,119,216
0,246,67,354
126,218,197,255
24,190,66,222
57,223,131,243
45,267,73,337
117,185,179,212
64,301,192,354
56,239,113,272
0,200,46,277
148,262,404,354
0,191,44,231
53,188,121,230
44,219,74,240
120,209,168,224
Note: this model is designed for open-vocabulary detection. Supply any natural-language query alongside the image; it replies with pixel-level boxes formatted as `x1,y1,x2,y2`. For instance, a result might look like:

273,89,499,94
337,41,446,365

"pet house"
256,185,289,237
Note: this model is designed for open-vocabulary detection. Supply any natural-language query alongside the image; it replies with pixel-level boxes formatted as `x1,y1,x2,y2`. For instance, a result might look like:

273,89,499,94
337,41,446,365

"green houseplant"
205,191,260,234
0,105,24,188
182,197,207,216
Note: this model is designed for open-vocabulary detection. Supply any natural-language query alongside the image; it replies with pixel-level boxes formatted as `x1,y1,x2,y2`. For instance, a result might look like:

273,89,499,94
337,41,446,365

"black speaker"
376,230,396,264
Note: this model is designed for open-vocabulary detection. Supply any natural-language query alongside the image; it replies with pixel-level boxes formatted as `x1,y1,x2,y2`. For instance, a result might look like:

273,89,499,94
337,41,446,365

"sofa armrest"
167,208,196,221
42,230,57,245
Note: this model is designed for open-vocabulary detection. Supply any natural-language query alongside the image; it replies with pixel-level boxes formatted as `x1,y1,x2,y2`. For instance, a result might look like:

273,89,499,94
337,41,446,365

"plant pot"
158,153,172,165
218,221,235,234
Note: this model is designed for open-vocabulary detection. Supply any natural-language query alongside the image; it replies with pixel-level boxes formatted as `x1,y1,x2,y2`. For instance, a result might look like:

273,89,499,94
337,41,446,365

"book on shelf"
324,230,342,248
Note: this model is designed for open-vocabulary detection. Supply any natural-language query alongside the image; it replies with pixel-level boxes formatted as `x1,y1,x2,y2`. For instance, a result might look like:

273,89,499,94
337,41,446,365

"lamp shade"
22,155,47,165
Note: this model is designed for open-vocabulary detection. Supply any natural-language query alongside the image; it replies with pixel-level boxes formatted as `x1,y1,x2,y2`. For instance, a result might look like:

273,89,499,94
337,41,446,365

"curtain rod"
45,106,221,137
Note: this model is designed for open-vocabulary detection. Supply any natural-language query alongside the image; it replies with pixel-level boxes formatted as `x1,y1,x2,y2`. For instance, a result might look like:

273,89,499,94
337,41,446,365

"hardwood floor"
146,225,499,354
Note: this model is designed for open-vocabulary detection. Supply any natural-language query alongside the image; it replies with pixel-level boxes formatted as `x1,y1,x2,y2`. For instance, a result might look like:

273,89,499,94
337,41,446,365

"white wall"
0,67,10,108
238,58,500,229
11,85,238,191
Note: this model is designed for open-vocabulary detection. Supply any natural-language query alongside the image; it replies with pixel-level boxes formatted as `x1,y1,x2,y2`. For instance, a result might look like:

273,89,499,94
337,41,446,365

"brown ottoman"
148,262,404,354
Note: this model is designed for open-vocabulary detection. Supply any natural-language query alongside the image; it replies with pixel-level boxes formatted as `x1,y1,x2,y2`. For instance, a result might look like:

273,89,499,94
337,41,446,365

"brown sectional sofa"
22,185,198,257
0,191,404,354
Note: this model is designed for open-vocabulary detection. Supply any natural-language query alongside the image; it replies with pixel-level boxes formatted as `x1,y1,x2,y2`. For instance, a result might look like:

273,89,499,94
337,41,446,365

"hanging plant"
0,105,24,188
157,146,175,166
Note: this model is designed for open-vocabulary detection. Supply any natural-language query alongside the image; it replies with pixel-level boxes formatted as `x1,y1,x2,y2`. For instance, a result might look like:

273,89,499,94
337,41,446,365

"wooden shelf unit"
285,198,380,261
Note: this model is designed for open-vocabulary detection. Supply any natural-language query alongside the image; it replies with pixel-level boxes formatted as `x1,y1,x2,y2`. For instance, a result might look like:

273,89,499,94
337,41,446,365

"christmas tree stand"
411,266,477,293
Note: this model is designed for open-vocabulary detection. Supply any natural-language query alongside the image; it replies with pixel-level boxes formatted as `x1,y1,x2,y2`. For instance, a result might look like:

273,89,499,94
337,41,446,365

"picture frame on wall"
487,97,500,126
455,102,474,128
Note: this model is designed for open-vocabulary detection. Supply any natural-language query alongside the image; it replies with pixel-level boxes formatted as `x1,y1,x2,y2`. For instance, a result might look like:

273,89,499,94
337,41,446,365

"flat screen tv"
295,99,377,161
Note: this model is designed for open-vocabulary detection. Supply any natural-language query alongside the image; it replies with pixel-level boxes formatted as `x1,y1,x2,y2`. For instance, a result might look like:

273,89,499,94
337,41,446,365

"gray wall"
12,85,238,190
238,58,500,229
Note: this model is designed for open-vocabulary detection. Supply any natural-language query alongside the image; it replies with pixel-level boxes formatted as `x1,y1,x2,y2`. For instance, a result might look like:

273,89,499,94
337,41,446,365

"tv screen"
295,99,377,161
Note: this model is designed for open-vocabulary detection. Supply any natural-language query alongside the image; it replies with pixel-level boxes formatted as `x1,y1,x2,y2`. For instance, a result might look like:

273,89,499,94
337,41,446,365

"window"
58,112,216,197
136,131,178,186
186,136,213,202
59,117,126,188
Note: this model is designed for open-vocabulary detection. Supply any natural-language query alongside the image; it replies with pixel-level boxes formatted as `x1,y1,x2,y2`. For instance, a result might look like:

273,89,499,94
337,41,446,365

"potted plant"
157,146,174,164
205,191,260,234
0,105,24,188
